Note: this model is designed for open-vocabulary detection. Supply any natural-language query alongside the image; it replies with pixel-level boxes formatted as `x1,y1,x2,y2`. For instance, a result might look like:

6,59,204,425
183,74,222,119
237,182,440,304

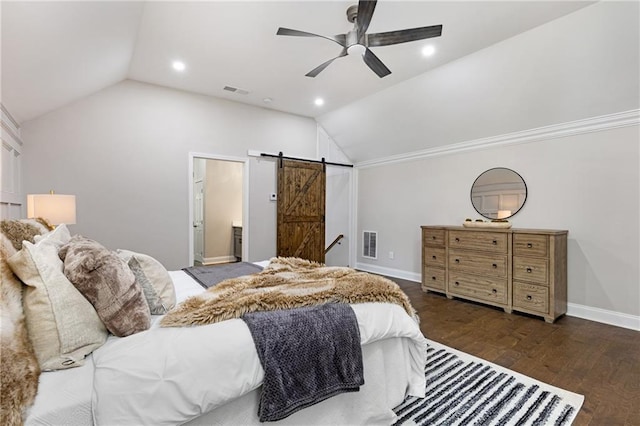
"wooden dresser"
421,226,567,323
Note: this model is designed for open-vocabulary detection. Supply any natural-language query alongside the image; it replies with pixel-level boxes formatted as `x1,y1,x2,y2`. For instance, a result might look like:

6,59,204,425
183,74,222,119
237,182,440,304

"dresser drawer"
424,247,446,268
513,256,548,285
513,234,548,257
449,230,508,253
449,252,508,278
423,228,445,246
423,266,445,291
513,282,549,313
449,273,507,304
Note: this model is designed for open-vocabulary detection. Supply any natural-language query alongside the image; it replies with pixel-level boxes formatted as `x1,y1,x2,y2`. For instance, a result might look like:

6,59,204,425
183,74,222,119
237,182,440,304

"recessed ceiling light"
263,97,273,104
314,98,324,106
172,60,186,72
422,45,436,57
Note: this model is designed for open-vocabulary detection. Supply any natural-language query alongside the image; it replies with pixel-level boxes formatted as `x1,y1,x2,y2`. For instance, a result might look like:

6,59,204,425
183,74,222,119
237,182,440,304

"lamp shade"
27,193,76,225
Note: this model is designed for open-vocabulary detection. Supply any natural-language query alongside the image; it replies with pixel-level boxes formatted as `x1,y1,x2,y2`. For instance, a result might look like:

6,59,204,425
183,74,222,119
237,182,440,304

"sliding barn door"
277,159,326,263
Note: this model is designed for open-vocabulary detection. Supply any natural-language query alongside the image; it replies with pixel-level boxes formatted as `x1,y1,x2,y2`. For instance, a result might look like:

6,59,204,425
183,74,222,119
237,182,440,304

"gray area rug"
394,340,584,426
182,262,263,289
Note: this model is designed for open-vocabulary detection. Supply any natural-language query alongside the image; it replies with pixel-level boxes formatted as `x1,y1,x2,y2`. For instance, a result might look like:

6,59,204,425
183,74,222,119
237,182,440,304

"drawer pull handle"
526,295,532,301
432,255,437,260
526,267,533,273
492,263,497,269
492,289,497,294
454,281,460,286
527,243,533,248
455,259,460,264
432,276,437,280
455,237,460,242
432,236,436,240
492,240,497,245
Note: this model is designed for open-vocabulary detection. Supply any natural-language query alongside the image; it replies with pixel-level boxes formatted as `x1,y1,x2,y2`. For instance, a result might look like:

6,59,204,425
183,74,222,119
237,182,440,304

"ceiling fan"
276,0,443,78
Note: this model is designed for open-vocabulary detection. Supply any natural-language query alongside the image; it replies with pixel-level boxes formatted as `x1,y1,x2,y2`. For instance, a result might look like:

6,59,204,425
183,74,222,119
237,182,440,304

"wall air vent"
223,86,249,95
363,231,377,259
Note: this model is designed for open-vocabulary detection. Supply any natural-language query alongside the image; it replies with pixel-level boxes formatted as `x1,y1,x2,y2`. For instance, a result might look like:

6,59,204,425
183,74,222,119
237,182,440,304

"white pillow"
117,249,176,314
7,225,108,370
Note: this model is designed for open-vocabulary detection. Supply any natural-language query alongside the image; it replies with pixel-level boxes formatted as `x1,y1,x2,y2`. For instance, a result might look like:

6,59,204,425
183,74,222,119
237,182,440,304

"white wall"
318,125,353,267
318,1,640,163
355,122,640,325
338,0,640,329
21,80,318,269
0,105,23,219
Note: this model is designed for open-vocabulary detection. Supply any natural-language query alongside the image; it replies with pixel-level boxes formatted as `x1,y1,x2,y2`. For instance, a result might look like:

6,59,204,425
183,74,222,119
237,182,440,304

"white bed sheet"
184,336,418,426
25,271,201,426
26,269,427,426
25,355,93,426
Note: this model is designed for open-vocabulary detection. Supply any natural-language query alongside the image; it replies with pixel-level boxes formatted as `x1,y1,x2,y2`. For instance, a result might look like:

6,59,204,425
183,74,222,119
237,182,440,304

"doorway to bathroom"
190,154,247,266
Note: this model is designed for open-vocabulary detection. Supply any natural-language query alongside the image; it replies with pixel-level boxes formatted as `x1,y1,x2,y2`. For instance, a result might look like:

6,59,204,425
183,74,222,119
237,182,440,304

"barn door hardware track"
260,152,353,169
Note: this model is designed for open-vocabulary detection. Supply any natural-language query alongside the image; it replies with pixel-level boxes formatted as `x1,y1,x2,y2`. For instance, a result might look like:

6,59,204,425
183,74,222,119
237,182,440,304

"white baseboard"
203,255,237,265
356,263,640,331
355,262,421,283
567,303,640,331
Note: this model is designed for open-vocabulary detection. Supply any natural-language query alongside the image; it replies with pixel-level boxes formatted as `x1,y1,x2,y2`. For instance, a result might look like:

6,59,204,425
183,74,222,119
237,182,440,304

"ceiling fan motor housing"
347,4,359,23
346,30,359,48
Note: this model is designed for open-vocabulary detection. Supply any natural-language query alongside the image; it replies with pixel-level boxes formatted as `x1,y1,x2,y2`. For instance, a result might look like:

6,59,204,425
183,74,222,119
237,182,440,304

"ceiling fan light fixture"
347,44,366,56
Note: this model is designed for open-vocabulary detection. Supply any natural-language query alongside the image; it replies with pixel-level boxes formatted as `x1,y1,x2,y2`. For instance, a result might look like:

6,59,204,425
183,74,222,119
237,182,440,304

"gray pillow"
128,256,169,314
117,249,176,315
59,236,150,337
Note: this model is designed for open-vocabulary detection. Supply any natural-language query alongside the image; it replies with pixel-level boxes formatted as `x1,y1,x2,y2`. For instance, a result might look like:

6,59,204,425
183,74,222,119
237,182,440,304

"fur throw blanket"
161,257,417,327
1,219,50,425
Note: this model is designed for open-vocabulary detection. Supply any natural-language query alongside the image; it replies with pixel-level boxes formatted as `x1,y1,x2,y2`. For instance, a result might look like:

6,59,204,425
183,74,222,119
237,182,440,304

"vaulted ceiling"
2,1,593,126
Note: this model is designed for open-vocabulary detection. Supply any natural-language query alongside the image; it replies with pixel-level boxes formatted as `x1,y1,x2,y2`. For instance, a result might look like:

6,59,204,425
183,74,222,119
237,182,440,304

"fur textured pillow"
0,218,49,425
59,236,151,337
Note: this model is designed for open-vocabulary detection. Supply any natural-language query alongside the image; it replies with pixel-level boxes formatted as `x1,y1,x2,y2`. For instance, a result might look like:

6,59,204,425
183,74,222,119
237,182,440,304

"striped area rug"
393,341,584,426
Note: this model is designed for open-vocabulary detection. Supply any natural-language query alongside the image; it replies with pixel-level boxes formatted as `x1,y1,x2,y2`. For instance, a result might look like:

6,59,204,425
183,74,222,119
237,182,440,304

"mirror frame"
470,167,527,220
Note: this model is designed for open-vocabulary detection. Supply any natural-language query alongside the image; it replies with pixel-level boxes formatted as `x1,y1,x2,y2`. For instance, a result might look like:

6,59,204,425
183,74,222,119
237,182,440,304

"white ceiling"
1,1,593,125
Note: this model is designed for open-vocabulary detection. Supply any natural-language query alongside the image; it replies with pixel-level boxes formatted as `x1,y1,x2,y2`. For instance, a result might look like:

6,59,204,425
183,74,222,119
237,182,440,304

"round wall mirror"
470,167,527,220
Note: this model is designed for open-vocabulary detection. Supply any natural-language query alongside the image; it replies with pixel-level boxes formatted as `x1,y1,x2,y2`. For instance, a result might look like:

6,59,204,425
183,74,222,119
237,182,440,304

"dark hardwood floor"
391,277,640,426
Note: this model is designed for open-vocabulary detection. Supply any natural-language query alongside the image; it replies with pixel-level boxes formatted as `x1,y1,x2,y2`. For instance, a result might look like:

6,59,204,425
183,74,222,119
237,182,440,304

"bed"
1,220,427,425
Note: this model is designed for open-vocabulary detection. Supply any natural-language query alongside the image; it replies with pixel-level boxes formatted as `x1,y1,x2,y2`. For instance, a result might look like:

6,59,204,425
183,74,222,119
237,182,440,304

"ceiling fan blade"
305,49,348,78
356,0,377,39
277,27,346,47
367,25,443,47
362,47,391,78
